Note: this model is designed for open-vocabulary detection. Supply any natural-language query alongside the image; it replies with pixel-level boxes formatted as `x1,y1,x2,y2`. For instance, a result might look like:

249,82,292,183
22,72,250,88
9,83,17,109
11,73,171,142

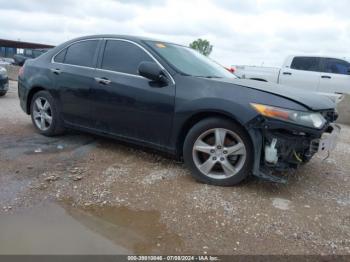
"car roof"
287,54,349,62
69,34,166,43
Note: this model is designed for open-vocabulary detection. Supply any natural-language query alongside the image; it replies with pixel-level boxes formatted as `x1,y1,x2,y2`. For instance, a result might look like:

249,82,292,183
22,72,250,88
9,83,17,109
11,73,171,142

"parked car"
13,49,49,66
18,35,340,186
235,56,350,94
0,66,9,97
0,57,14,66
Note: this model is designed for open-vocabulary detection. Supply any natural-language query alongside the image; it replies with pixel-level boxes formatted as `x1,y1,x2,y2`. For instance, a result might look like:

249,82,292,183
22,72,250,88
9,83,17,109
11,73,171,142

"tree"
189,38,213,56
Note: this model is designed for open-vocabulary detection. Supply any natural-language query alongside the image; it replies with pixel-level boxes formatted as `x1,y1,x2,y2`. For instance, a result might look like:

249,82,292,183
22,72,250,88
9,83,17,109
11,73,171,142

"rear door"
318,58,350,94
90,39,175,147
51,39,101,127
279,56,321,91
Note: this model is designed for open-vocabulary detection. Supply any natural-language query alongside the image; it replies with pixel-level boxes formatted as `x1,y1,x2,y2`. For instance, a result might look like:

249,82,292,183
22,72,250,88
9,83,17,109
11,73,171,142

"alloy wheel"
192,128,247,179
33,97,53,131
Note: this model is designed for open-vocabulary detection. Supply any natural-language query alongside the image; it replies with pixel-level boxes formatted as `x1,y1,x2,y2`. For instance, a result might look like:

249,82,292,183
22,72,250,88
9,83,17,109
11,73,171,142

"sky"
0,0,349,67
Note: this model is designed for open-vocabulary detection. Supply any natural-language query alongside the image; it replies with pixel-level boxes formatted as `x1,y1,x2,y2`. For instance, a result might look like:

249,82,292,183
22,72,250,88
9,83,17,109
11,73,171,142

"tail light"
18,65,25,78
225,66,235,73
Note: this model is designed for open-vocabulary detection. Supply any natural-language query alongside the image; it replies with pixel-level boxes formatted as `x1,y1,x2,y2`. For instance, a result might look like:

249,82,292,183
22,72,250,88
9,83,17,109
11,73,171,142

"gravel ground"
0,81,349,255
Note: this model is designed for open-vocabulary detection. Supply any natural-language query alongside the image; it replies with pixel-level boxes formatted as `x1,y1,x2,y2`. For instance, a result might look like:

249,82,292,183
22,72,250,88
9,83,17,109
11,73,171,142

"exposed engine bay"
248,110,340,183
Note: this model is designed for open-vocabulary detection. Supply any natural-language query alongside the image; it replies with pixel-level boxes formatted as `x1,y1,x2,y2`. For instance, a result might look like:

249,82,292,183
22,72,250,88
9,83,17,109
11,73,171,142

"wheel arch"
26,86,47,114
176,111,251,158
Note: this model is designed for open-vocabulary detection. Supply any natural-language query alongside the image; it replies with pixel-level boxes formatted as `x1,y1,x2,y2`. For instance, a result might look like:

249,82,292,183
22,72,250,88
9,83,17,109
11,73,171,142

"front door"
90,39,175,147
318,58,350,94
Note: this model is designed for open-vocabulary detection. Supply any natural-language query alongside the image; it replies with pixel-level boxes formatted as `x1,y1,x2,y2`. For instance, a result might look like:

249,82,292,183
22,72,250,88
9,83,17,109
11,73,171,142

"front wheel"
183,118,254,186
0,91,6,97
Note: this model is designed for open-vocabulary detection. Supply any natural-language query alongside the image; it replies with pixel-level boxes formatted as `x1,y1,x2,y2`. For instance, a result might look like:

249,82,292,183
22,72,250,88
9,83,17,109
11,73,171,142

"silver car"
0,67,9,97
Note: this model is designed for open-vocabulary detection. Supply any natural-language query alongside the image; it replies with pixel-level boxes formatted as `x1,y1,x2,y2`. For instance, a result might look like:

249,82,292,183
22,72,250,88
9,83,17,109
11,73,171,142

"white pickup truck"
235,56,350,94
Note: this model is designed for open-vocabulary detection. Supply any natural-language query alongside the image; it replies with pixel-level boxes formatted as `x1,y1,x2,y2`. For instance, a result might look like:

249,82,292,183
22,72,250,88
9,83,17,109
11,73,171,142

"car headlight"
251,103,326,129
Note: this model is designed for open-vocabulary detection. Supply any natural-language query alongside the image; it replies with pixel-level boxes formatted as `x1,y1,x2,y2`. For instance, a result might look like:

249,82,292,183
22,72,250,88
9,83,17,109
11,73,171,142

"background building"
0,39,54,58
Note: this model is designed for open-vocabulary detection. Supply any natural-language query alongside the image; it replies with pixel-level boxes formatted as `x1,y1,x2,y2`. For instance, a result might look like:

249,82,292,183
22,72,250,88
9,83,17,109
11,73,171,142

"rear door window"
101,40,153,75
323,58,350,75
64,40,99,67
291,57,321,72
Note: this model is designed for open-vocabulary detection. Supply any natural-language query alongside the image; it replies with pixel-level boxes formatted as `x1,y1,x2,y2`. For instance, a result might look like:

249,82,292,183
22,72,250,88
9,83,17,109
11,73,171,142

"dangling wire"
323,151,330,161
293,151,303,163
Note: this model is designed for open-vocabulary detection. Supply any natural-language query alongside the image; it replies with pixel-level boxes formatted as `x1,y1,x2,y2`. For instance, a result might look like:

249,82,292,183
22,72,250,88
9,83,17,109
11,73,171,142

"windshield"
146,41,237,79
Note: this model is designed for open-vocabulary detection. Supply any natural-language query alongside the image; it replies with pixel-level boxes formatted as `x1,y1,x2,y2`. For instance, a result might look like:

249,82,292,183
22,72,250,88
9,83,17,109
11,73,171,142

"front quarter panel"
170,75,310,152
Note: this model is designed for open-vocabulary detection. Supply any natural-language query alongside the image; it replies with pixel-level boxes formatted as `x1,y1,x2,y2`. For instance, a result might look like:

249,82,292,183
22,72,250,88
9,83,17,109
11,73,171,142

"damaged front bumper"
248,115,340,183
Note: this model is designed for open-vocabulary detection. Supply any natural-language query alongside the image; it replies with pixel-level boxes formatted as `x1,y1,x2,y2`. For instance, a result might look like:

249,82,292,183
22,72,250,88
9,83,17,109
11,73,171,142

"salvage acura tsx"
18,35,340,186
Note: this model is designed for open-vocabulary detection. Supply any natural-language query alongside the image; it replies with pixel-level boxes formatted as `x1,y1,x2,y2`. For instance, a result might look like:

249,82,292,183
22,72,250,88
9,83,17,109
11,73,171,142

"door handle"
321,75,332,79
94,77,111,85
50,68,61,75
283,72,292,75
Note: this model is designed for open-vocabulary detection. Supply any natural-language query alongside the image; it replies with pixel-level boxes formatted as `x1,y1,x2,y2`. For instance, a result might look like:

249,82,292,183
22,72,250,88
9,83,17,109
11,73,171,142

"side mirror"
138,61,167,83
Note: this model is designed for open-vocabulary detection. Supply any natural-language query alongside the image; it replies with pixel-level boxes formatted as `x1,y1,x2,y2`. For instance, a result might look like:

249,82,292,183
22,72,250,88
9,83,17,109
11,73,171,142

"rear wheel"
30,91,64,136
0,91,6,97
183,118,253,186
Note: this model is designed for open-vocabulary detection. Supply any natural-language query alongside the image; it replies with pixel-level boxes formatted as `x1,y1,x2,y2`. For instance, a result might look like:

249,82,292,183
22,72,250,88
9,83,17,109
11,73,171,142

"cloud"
215,0,260,13
0,0,349,66
115,0,166,6
0,0,137,20
215,0,350,16
0,0,74,13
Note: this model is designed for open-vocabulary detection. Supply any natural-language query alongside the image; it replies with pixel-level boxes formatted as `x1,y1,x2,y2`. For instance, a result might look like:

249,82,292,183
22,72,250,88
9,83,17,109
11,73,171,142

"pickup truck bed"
235,65,280,82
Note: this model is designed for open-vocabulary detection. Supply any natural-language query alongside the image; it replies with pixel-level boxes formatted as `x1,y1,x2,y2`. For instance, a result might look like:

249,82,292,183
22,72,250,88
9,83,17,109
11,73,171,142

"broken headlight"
251,103,326,129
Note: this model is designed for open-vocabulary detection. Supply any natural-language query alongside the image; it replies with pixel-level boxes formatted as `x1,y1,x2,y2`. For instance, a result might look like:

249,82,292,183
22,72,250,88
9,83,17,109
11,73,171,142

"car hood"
213,78,336,111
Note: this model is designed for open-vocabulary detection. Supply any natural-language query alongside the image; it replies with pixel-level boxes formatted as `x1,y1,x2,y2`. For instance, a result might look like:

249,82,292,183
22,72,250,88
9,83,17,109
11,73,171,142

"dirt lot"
0,81,350,255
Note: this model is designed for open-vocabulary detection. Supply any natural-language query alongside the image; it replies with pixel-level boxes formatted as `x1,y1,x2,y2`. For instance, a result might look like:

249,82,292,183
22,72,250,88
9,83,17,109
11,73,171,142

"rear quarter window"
53,49,67,63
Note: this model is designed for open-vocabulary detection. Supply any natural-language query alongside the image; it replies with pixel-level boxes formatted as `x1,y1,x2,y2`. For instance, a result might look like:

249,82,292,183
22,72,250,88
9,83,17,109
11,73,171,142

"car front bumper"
313,124,340,154
248,117,340,183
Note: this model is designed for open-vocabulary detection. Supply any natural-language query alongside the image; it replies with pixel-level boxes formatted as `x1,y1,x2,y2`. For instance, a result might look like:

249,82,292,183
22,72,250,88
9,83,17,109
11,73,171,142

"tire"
183,118,254,186
30,90,64,136
0,91,6,97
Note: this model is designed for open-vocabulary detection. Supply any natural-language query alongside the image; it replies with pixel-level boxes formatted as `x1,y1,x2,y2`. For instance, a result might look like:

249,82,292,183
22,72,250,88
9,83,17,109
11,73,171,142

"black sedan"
18,35,340,186
0,66,9,97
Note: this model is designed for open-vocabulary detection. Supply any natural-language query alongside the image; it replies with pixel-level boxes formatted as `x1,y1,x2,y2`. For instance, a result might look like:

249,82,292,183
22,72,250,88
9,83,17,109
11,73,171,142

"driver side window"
101,40,153,75
323,58,350,75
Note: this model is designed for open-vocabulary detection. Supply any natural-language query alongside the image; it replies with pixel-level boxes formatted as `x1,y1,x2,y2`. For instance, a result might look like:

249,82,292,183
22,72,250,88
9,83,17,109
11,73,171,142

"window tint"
101,40,153,75
291,57,321,72
324,58,350,75
54,49,67,63
64,40,98,67
146,41,236,78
